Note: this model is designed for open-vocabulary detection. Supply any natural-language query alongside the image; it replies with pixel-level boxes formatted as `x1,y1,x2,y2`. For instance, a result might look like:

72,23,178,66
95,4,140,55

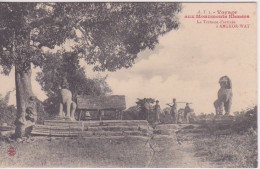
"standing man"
184,103,191,123
154,100,161,123
167,98,177,124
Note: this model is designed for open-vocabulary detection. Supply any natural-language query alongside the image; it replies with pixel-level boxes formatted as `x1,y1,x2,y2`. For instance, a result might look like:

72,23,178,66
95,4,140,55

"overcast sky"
103,3,257,113
0,3,257,114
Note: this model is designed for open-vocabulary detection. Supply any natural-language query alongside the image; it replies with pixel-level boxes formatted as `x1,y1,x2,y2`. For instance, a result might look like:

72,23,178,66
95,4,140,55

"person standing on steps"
184,103,191,123
167,98,177,124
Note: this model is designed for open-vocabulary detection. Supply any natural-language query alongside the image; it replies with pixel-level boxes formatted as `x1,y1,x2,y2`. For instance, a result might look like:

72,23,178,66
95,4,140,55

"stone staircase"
31,120,152,137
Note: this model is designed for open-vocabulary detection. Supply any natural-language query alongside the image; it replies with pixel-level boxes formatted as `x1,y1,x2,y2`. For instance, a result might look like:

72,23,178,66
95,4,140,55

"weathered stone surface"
58,88,77,120
31,120,152,137
214,76,233,115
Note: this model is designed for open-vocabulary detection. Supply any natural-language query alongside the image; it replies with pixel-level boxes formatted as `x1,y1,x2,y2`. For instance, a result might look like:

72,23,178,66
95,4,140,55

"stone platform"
31,120,152,137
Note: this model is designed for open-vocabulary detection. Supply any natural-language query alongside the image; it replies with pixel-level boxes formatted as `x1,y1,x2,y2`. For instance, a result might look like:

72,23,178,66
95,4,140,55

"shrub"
193,106,258,168
194,130,257,168
232,106,257,133
0,105,16,126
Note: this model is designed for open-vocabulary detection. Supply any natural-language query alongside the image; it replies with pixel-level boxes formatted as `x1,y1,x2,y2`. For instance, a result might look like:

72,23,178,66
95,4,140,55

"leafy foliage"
123,98,156,120
192,106,257,131
136,98,155,106
123,105,139,120
0,2,182,74
229,106,257,133
0,3,182,126
136,97,155,112
0,92,16,126
36,51,112,114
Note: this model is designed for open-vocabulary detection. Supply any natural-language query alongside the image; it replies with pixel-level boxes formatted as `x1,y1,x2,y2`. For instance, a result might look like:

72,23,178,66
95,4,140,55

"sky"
0,3,257,114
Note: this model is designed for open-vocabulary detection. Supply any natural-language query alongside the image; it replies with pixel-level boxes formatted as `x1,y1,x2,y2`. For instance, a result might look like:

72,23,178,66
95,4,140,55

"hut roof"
77,95,126,110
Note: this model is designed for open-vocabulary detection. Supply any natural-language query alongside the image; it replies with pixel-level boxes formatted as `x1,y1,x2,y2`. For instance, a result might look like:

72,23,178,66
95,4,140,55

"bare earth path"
146,134,217,168
0,125,218,168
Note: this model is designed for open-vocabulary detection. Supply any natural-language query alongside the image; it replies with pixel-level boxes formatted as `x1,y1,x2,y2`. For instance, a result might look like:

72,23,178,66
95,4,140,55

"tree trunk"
14,66,34,137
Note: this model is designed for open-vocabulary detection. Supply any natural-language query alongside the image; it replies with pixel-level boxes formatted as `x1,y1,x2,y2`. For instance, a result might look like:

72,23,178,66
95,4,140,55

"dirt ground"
0,130,220,168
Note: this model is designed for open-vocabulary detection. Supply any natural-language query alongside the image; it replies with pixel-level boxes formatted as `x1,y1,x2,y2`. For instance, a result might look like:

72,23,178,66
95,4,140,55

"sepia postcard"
0,2,257,168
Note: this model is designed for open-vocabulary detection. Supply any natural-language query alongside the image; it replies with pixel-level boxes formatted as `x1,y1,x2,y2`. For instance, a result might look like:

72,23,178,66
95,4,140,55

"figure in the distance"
184,103,191,123
58,78,77,120
167,98,177,124
214,76,232,115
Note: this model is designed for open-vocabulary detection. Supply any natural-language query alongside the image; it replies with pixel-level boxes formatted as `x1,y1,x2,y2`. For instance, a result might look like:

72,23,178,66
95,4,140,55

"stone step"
44,120,83,127
34,125,83,130
33,125,151,133
176,128,208,134
44,120,149,127
85,125,150,132
155,124,179,130
31,120,152,137
155,124,199,130
33,128,82,133
31,130,81,136
82,130,149,137
31,128,150,137
153,129,177,135
94,120,149,126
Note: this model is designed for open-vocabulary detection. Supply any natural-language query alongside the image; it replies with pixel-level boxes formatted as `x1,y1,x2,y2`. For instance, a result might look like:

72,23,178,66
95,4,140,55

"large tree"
0,2,182,137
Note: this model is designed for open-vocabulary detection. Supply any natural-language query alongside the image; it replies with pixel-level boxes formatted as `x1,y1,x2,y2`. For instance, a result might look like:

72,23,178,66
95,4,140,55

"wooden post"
79,110,82,121
81,121,84,136
116,110,120,120
69,125,71,137
49,126,51,137
120,110,123,120
99,110,102,121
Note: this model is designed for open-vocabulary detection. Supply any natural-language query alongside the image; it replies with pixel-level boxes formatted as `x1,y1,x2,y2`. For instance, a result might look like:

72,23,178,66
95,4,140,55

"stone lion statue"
214,76,233,115
58,78,77,120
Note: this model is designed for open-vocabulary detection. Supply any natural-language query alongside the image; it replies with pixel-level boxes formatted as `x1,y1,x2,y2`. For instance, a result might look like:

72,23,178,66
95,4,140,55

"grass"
0,136,151,167
192,106,258,168
193,130,257,168
0,106,257,168
0,134,196,168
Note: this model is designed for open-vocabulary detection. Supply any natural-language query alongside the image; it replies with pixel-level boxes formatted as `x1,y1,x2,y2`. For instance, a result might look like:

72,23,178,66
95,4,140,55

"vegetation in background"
36,51,112,115
0,3,182,136
0,92,16,126
192,106,257,168
0,91,47,125
124,98,155,120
